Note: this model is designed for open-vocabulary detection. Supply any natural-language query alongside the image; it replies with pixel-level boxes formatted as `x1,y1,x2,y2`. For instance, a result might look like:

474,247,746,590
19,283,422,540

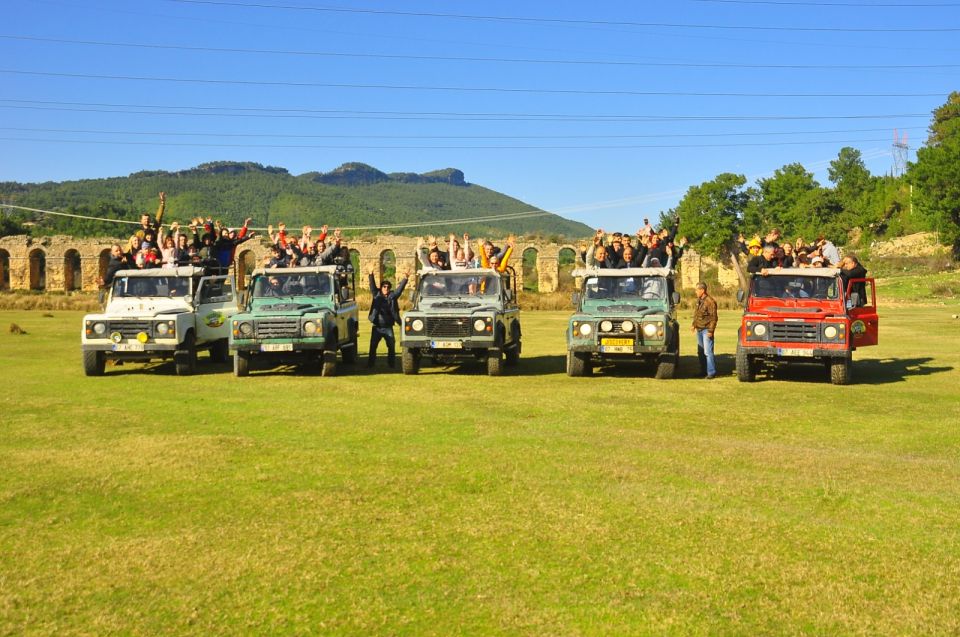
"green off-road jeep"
229,265,359,376
566,267,681,378
400,268,521,376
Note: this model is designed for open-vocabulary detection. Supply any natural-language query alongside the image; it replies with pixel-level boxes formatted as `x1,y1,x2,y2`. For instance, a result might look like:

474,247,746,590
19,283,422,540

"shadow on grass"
750,356,952,385
103,359,231,377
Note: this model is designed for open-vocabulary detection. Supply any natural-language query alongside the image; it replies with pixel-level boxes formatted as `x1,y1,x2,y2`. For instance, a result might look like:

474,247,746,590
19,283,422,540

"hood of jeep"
100,299,193,318
246,302,332,317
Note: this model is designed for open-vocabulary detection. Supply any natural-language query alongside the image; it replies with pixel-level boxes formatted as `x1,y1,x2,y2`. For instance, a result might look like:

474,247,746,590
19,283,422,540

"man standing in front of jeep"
693,282,718,380
367,267,409,369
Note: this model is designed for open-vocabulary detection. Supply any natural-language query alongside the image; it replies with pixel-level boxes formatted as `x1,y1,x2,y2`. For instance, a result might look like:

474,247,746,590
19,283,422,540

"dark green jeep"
566,267,681,378
229,266,359,376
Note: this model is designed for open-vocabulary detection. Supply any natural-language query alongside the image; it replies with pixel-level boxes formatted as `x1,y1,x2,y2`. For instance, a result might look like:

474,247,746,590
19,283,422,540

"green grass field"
2,292,959,634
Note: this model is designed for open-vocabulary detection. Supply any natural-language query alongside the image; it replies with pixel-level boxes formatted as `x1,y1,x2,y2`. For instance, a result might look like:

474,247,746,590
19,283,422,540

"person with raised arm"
367,265,409,369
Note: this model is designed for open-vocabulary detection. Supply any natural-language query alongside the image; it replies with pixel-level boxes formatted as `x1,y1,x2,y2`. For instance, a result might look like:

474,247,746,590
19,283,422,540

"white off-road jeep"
81,265,237,376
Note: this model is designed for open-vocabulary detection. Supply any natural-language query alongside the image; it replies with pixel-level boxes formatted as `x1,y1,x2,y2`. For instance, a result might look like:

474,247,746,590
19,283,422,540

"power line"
0,99,933,122
162,0,960,32
0,135,901,149
0,125,926,140
0,69,949,97
3,34,958,70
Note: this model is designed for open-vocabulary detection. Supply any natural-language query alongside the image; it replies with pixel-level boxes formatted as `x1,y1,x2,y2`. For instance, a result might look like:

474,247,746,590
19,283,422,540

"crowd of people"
580,216,687,270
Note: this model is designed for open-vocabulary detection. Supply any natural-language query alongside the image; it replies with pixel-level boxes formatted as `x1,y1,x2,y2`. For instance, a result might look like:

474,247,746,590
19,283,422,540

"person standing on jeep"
368,267,409,369
692,282,718,379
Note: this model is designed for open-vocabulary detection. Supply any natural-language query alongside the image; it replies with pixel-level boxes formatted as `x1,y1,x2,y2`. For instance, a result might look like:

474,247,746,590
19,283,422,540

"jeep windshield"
751,275,838,300
112,276,193,298
252,273,333,298
419,273,500,298
584,276,666,301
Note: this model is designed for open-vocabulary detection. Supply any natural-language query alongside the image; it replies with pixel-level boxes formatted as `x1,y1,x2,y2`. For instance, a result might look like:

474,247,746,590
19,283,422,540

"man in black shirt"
367,267,409,369
840,254,868,305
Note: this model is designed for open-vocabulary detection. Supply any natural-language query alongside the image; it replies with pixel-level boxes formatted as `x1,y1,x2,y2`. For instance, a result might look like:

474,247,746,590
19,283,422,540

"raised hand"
244,217,252,226
159,191,166,203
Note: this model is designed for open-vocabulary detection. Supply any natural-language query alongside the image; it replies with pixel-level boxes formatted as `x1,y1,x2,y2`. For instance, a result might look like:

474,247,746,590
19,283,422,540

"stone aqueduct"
0,234,708,294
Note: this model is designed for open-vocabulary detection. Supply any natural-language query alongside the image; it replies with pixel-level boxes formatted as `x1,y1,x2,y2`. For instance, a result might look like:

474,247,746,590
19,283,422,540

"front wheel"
401,347,420,375
504,343,520,367
82,350,105,376
174,332,197,376
735,344,755,382
566,350,591,377
487,349,504,376
233,351,250,377
321,350,337,377
829,357,851,385
654,353,677,379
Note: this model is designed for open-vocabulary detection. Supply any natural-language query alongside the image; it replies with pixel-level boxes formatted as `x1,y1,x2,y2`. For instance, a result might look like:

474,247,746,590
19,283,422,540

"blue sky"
1,0,957,231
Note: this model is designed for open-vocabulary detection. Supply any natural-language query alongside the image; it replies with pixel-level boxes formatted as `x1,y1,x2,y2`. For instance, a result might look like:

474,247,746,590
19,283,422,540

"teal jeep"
400,268,521,376
566,267,681,378
229,266,359,376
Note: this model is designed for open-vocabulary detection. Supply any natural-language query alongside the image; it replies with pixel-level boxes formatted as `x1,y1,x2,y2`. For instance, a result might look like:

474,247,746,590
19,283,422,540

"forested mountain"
0,161,593,239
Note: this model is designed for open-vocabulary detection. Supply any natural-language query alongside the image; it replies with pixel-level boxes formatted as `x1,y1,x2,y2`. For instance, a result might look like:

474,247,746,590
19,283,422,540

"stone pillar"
679,249,701,290
537,255,558,293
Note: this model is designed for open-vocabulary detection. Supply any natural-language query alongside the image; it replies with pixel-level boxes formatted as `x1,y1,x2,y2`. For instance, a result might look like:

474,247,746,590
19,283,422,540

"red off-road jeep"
735,267,878,384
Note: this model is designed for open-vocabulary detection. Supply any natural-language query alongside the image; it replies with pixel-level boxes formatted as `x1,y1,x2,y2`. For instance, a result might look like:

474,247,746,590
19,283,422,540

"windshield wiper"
597,304,650,313
429,300,481,308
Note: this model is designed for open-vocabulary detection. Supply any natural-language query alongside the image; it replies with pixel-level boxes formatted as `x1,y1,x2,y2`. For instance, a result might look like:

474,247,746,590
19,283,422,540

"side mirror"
736,289,745,304
671,291,681,305
504,289,513,302
340,287,351,302
572,292,581,308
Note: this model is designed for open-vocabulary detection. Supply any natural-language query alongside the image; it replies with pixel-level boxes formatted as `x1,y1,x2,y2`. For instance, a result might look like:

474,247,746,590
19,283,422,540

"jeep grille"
256,318,299,338
108,320,151,338
770,322,819,342
425,317,472,338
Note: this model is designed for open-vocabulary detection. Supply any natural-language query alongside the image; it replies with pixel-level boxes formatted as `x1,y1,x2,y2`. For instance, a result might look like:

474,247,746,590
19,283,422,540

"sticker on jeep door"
204,311,225,327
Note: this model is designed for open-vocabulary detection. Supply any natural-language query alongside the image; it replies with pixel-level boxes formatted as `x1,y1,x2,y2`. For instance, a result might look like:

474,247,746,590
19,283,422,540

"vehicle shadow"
752,356,952,385
102,359,232,377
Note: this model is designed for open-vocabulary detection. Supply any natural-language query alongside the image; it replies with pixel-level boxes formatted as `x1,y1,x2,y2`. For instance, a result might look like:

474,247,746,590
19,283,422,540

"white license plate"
261,343,294,352
778,347,814,357
113,343,144,352
600,345,634,354
431,340,463,349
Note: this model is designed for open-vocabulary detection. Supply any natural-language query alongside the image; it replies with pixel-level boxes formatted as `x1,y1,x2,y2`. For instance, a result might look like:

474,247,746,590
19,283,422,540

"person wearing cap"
367,266,409,369
692,282,718,379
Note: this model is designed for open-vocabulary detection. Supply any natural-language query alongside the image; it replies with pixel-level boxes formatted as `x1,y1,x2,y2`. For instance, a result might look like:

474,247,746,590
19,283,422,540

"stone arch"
379,249,396,281
64,248,82,291
521,247,539,292
349,249,361,275
98,248,112,283
0,249,9,291
29,248,46,291
235,248,258,290
557,246,577,292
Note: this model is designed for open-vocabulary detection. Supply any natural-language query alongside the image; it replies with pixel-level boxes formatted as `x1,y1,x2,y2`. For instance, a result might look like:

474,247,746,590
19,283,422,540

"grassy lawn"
1,296,959,634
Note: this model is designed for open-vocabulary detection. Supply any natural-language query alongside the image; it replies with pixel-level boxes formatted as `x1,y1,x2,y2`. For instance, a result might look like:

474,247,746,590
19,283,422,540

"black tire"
736,343,755,382
654,353,677,379
341,335,358,364
566,350,592,377
321,350,337,377
210,338,229,364
487,349,504,376
401,347,420,375
82,350,105,376
233,351,250,377
174,331,197,376
830,357,851,385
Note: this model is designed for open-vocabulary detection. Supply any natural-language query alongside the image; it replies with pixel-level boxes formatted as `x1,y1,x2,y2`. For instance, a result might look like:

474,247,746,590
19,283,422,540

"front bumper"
568,342,667,355
82,342,178,360
740,344,850,359
231,339,327,353
401,337,497,352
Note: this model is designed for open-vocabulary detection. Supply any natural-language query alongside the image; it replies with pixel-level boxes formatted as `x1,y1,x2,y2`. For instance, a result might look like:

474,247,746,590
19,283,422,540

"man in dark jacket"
97,244,127,305
367,267,409,369
840,254,868,305
692,282,719,379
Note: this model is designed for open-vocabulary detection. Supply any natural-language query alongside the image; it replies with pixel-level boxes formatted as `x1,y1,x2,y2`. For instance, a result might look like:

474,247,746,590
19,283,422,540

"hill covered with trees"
0,162,593,239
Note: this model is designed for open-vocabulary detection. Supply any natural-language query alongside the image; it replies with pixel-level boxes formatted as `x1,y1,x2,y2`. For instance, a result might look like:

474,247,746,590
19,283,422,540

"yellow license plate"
600,338,633,346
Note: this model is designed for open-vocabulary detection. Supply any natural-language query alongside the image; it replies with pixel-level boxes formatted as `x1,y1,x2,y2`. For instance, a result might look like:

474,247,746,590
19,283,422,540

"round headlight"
238,322,253,337
753,323,767,337
303,320,318,335
642,323,657,337
92,322,107,335
156,322,170,336
600,320,613,333
411,319,424,331
473,319,486,332
824,325,838,339
579,323,592,336
621,320,634,332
